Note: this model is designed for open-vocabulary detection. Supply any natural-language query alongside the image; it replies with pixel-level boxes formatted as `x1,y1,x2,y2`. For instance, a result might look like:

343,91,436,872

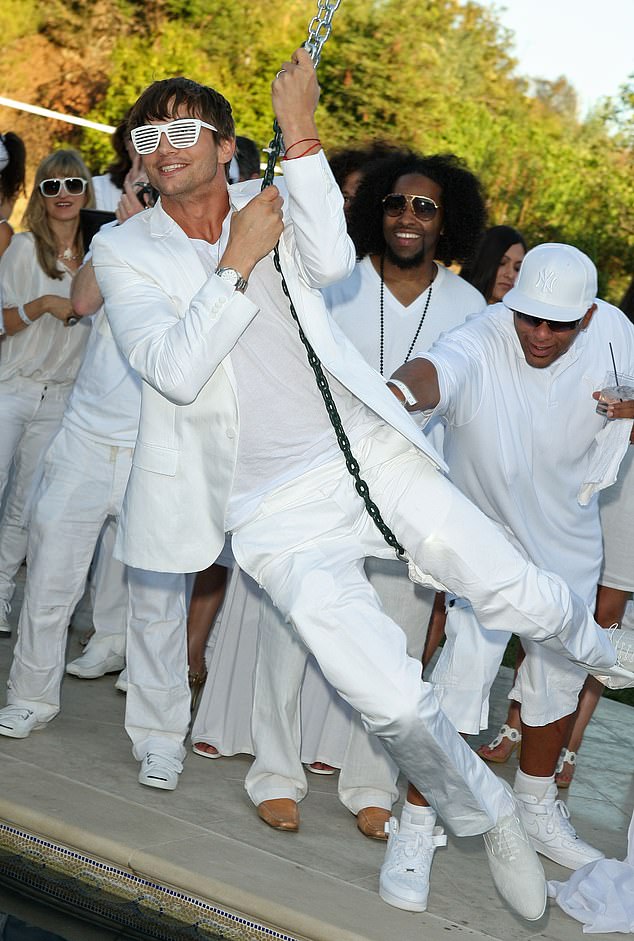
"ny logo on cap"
535,268,558,294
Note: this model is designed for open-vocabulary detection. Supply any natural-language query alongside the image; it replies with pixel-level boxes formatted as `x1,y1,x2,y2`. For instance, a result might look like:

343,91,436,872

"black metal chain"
259,3,406,559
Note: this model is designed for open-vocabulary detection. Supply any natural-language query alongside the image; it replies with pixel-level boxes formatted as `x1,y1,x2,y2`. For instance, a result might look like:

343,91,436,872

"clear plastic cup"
596,371,634,416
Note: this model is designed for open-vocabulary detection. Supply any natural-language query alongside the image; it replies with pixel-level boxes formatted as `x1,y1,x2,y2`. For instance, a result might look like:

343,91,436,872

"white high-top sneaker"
379,808,447,912
516,782,605,870
593,625,634,689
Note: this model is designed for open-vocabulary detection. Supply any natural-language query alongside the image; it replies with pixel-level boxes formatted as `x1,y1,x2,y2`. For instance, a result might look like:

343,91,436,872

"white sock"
514,768,555,801
401,801,436,829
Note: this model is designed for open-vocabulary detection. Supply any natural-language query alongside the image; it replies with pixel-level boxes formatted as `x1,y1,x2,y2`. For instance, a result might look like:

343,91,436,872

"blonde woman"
0,149,93,633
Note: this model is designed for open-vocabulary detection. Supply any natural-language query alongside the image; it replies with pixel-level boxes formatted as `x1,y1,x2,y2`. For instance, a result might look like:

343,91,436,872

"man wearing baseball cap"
382,243,634,909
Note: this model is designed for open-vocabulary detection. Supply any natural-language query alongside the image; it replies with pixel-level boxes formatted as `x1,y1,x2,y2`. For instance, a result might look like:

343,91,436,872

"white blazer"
92,151,445,573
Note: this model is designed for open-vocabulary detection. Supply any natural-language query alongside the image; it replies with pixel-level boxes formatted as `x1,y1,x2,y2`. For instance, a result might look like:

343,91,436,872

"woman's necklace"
379,254,433,376
57,246,80,262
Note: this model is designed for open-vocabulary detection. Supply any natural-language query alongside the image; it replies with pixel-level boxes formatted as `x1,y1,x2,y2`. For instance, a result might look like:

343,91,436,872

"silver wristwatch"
215,266,248,293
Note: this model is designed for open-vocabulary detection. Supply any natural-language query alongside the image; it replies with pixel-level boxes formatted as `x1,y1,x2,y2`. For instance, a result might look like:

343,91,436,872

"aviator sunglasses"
513,310,583,333
382,193,441,221
131,118,218,155
39,177,88,198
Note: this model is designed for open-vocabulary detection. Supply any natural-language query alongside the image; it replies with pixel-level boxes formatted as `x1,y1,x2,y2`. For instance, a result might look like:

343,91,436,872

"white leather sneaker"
379,815,447,912
516,783,605,870
483,786,547,921
66,646,125,679
593,626,634,689
138,753,181,790
0,706,46,738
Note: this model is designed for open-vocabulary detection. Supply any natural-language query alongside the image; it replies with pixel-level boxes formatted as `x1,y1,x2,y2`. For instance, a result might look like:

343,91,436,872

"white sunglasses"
130,118,218,155
39,177,88,197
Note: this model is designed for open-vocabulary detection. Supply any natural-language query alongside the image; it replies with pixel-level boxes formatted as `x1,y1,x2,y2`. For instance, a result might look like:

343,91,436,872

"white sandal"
555,747,577,788
476,723,522,763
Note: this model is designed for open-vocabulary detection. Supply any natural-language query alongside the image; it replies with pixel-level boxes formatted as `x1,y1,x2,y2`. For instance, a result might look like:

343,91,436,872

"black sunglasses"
382,193,441,221
513,310,582,333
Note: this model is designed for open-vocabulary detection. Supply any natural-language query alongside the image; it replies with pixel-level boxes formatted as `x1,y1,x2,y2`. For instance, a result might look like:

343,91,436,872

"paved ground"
0,567,632,940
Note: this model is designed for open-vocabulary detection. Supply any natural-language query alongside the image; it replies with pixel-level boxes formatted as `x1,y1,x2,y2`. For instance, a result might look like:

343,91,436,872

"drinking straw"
609,342,619,386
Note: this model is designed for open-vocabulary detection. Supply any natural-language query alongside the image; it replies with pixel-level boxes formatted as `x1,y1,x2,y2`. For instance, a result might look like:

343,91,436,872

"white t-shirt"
0,233,90,383
324,255,486,377
191,230,379,528
324,256,485,452
423,300,634,601
62,307,141,446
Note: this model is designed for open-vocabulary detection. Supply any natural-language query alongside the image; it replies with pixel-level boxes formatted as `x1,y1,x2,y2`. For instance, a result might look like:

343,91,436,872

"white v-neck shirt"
323,255,486,378
323,255,485,453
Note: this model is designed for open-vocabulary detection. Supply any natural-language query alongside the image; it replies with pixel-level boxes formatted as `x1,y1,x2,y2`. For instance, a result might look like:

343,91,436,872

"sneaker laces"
607,624,634,664
144,753,181,776
388,826,446,871
535,797,579,841
0,706,34,724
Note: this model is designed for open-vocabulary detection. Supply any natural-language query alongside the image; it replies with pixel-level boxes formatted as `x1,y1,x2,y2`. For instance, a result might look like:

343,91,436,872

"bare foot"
192,741,220,758
476,724,521,763
307,761,337,775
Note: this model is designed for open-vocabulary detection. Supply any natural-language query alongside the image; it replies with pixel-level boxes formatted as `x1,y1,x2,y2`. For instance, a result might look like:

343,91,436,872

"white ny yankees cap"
504,242,597,322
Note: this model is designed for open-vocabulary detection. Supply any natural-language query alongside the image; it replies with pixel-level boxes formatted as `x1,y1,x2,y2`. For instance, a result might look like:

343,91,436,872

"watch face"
217,267,247,291
219,268,238,286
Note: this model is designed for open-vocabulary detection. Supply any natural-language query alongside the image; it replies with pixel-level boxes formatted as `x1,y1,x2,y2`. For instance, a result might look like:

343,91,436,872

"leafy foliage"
0,0,632,299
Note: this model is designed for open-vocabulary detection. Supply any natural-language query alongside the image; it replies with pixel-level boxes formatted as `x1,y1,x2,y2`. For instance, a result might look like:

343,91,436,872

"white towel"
548,810,634,933
577,418,633,506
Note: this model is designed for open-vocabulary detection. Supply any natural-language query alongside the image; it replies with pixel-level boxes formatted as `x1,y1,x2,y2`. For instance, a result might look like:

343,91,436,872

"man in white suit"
86,51,632,919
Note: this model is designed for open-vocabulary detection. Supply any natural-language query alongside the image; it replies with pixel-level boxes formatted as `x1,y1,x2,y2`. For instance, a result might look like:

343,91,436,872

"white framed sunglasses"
131,118,218,155
39,177,88,198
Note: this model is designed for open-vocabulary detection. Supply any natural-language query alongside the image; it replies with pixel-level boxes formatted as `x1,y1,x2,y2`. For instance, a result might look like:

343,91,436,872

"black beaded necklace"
379,254,433,376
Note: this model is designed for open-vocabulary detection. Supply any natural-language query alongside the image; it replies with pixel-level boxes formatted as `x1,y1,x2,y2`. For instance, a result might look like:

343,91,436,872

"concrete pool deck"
0,568,631,941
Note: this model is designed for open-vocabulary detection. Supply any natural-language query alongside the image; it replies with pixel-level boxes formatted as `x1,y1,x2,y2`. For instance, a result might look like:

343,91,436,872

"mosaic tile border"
0,822,305,941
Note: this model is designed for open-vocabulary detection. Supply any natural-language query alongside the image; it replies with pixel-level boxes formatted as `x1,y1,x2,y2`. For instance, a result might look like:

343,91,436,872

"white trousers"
230,426,615,836
247,563,433,813
124,536,234,766
7,427,132,719
0,377,71,613
431,601,588,732
89,517,129,646
124,568,189,766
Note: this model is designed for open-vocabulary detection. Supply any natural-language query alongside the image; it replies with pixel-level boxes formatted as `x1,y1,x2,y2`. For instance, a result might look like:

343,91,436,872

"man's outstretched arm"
388,357,441,412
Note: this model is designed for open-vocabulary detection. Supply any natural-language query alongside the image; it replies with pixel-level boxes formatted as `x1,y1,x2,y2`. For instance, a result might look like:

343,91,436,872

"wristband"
281,141,322,161
387,379,418,407
284,137,320,155
17,304,33,326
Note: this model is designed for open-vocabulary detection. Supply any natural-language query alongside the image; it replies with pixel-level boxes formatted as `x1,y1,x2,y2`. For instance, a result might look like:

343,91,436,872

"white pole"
0,97,115,134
